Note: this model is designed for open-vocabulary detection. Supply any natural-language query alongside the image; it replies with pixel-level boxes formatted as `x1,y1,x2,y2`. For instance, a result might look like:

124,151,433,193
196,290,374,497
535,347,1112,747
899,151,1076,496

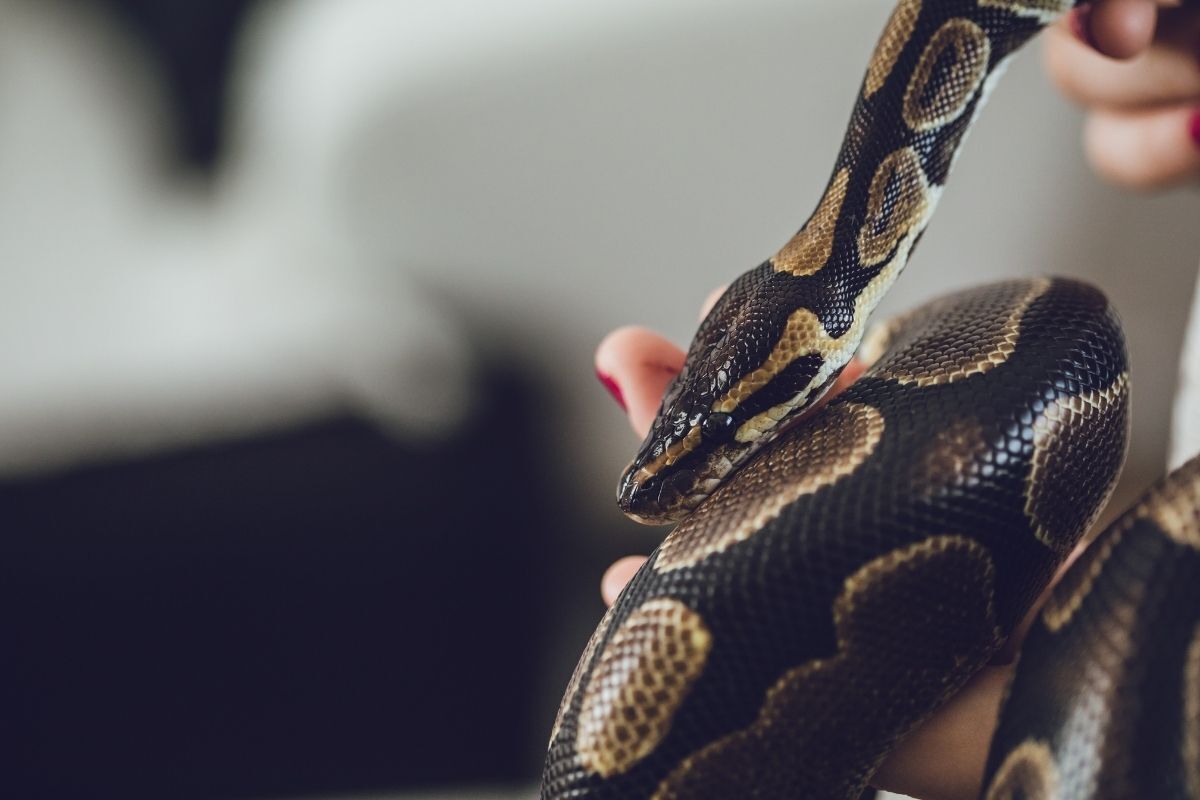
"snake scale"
982,453,1200,798
542,1,1198,798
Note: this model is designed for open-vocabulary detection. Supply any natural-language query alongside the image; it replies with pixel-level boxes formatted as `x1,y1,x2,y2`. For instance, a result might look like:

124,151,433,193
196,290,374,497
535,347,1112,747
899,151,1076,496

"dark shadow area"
93,0,259,169
0,368,554,799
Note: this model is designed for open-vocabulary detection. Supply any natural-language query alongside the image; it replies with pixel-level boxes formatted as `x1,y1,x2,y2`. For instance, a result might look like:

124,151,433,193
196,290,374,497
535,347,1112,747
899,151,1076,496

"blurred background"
0,0,1196,797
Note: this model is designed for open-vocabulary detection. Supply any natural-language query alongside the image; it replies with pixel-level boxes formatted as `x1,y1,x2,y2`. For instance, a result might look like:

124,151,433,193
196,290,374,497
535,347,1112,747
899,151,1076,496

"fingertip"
1083,104,1200,190
837,357,867,390
1067,3,1099,51
595,326,686,437
1088,0,1157,60
601,556,648,606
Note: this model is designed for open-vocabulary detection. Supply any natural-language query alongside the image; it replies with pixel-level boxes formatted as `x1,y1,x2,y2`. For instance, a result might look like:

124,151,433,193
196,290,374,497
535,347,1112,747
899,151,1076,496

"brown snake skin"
543,279,1130,798
614,0,1090,527
983,454,1200,799
539,0,1200,796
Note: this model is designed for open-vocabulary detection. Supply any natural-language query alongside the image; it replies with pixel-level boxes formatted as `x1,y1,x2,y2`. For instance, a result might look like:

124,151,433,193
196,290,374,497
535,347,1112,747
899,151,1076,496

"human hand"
592,288,1086,800
1046,0,1200,189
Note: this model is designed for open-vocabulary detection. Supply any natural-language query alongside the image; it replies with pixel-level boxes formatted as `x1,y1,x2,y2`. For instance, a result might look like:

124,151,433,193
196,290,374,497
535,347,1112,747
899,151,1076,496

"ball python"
981,453,1200,799
541,0,1172,797
544,277,1129,799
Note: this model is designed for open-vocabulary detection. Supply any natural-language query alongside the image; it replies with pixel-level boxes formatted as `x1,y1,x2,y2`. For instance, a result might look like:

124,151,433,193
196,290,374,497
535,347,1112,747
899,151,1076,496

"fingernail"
1069,4,1096,49
1190,110,1200,150
596,369,626,411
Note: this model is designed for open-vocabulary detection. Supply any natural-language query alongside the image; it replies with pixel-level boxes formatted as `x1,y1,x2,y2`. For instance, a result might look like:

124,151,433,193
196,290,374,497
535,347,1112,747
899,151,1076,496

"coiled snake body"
983,454,1200,798
543,1,1197,798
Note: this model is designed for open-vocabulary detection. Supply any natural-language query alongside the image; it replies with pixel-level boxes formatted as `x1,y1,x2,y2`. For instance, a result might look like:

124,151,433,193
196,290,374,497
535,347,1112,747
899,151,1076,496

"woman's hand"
1047,0,1200,189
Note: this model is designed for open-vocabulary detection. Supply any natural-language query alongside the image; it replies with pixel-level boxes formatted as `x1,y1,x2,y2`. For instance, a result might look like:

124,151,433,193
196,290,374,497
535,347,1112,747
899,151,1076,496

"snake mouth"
617,463,710,525
617,469,681,525
617,361,864,526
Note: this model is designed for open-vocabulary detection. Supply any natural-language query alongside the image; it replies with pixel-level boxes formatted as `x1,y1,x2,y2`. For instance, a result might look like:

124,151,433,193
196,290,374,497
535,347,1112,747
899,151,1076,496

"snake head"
615,363,744,525
616,270,841,525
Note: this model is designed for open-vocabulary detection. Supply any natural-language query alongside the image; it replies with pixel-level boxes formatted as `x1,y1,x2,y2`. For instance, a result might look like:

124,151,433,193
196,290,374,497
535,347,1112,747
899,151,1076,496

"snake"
541,1,1190,798
981,452,1200,798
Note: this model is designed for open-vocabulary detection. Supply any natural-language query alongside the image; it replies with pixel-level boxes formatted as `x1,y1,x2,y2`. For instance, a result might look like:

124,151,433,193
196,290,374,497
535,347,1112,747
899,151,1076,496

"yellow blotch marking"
771,169,850,277
1042,457,1199,658
735,397,809,445
875,279,1049,387
1146,457,1200,550
858,147,932,268
574,599,712,778
712,154,938,440
716,215,929,432
652,536,1001,799
716,307,827,418
865,0,922,97
1040,519,1129,633
911,417,988,495
984,739,1061,800
903,18,991,132
656,403,885,572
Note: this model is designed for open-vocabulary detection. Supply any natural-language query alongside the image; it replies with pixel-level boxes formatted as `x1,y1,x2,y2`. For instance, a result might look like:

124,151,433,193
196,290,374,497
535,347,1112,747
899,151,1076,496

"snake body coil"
539,0,1183,797
982,454,1200,799
544,279,1129,798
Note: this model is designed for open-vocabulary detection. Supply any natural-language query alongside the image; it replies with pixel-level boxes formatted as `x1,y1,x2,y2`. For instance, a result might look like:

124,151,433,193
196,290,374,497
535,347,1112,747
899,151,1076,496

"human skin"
1046,0,1200,189
591,4,1193,797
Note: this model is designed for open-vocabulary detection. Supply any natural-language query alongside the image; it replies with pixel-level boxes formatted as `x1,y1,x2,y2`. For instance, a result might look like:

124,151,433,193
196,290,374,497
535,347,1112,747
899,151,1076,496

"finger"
1068,0,1164,60
1084,103,1200,188
1045,15,1200,110
823,357,866,406
1089,0,1161,60
595,326,685,437
601,556,648,607
871,666,1013,800
595,287,728,438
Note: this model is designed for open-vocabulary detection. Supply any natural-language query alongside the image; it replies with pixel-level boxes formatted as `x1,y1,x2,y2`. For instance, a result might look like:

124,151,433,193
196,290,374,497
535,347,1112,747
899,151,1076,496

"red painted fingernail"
1190,110,1200,150
596,370,626,411
1069,4,1097,49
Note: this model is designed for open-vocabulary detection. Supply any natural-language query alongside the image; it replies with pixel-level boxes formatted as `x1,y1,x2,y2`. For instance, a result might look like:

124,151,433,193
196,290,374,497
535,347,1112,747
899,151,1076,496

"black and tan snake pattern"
982,454,1200,799
615,0,1085,526
542,0,1196,798
544,278,1130,798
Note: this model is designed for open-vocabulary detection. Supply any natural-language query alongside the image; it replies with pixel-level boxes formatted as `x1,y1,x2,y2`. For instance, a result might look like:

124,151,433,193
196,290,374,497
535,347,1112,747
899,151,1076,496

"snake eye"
700,412,737,442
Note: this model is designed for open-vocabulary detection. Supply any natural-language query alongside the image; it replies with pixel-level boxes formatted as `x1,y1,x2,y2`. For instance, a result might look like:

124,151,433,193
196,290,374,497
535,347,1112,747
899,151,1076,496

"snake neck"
618,0,1081,525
